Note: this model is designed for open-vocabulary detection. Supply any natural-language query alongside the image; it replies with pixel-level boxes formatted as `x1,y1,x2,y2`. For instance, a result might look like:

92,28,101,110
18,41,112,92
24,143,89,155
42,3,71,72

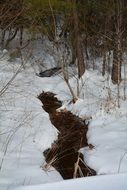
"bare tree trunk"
20,26,23,46
102,51,106,76
112,38,122,84
1,30,6,48
111,0,123,85
62,63,77,102
73,1,85,78
102,16,109,77
84,34,89,60
70,44,76,65
123,56,126,100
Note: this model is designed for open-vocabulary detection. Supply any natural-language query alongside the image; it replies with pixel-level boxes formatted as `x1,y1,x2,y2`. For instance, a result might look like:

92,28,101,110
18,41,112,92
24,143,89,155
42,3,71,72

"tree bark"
73,1,85,78
111,0,123,84
20,26,23,46
1,30,6,48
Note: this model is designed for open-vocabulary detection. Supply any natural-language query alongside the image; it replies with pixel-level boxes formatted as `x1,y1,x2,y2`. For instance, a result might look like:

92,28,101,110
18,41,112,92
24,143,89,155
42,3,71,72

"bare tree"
72,0,85,78
111,0,123,85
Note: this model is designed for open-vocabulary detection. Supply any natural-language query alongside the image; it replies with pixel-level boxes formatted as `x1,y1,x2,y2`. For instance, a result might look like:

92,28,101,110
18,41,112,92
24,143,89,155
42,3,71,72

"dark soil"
38,91,96,179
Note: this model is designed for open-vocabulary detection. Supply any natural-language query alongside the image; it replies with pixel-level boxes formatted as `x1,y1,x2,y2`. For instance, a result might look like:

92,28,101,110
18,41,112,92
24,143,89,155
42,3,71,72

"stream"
38,92,96,179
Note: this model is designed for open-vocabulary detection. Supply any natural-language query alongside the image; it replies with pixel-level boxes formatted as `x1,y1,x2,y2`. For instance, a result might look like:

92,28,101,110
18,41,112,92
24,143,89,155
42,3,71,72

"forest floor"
0,49,127,190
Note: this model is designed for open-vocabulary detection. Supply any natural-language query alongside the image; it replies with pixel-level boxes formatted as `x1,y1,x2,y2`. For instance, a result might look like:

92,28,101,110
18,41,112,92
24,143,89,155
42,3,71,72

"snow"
84,114,127,174
65,70,127,175
13,173,127,190
0,53,62,190
0,49,127,189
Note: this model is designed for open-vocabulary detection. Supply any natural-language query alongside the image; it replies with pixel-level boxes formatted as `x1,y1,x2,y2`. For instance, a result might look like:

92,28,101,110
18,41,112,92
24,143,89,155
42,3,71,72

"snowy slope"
0,50,127,189
0,53,62,190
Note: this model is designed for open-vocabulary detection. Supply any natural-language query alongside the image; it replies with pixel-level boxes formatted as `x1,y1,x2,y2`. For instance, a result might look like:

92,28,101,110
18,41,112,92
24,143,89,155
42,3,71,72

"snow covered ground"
13,173,127,190
0,49,127,189
0,53,62,190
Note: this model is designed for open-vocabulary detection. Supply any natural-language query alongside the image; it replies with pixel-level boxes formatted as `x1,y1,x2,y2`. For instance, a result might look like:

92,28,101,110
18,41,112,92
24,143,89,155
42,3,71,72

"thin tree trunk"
73,1,85,78
123,57,126,100
20,26,23,46
1,30,6,48
111,0,123,84
85,35,89,60
102,51,106,76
